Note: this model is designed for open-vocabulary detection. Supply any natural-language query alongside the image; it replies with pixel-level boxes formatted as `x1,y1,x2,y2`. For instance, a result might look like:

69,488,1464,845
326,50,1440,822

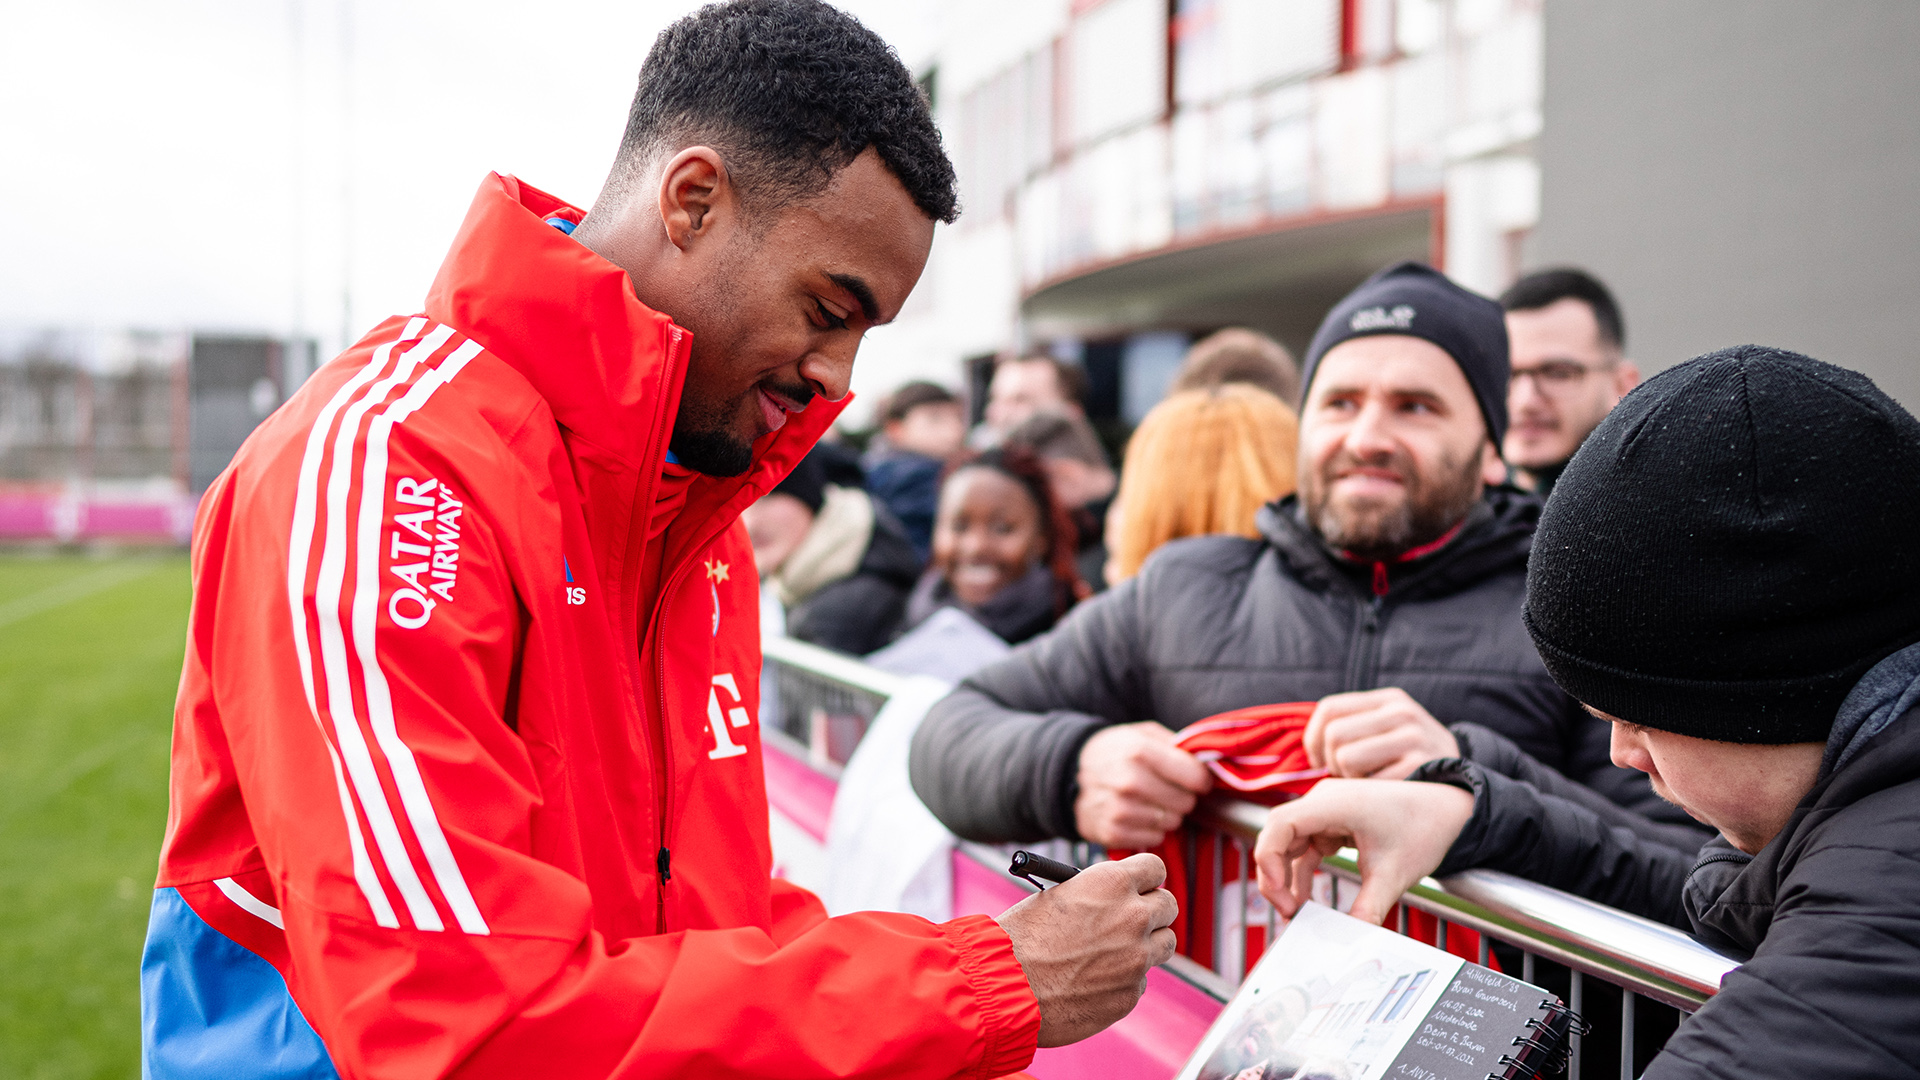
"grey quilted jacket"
909,491,1684,842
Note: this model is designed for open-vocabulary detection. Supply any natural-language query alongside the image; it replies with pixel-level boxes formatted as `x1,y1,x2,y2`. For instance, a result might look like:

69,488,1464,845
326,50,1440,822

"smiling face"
1297,335,1499,562
1600,710,1824,854
575,146,935,475
932,467,1047,607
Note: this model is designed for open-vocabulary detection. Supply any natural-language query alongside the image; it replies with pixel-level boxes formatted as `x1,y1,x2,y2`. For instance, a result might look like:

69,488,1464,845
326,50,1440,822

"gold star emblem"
703,558,730,584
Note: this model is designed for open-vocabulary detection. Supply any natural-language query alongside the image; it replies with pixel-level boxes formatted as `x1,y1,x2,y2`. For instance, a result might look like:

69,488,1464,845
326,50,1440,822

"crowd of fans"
752,256,1920,1075
751,262,1636,678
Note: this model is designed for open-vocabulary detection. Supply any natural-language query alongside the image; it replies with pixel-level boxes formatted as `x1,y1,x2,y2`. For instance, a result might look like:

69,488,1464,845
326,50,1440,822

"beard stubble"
1302,441,1484,562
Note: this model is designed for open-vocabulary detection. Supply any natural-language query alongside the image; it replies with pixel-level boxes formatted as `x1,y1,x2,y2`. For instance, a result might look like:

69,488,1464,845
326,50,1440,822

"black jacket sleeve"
1410,757,1700,928
1450,722,1714,852
788,573,910,656
908,575,1155,843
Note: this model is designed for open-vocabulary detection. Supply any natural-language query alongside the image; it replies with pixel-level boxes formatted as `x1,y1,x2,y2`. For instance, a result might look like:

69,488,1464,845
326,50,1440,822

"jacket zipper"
628,327,685,935
646,562,686,932
642,501,757,932
1345,594,1387,692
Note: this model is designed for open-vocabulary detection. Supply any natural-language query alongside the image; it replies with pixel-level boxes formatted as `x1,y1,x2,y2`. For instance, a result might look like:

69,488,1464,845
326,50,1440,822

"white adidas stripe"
285,317,423,929
214,877,286,930
314,324,458,932
349,337,490,935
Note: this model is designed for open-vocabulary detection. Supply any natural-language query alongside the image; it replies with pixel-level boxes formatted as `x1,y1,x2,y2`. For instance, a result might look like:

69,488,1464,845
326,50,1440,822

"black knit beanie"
771,448,828,513
1301,261,1510,444
1524,345,1920,743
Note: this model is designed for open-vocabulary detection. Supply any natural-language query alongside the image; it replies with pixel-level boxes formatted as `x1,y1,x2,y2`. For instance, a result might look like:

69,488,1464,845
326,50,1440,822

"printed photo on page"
1177,903,1466,1080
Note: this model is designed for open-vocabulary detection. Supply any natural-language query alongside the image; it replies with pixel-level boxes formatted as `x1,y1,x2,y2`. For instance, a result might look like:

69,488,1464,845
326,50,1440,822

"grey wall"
1533,1,1920,410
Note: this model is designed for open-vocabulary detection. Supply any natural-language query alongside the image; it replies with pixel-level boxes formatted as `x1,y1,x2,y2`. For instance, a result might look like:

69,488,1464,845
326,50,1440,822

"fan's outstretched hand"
1253,779,1474,926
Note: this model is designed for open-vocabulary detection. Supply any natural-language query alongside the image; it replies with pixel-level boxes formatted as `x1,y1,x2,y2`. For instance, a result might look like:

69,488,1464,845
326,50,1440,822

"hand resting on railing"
1253,778,1473,925
1301,687,1461,779
1074,721,1214,849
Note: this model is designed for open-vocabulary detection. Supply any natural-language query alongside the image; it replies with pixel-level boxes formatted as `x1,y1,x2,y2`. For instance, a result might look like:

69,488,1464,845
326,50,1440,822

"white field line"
0,561,165,633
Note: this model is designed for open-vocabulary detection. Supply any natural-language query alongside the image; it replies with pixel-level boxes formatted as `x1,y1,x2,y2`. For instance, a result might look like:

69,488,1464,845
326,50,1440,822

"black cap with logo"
1301,261,1511,445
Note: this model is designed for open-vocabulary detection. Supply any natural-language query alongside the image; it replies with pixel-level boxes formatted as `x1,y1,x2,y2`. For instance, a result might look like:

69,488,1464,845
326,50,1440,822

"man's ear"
1480,439,1508,487
656,146,735,252
1614,359,1642,397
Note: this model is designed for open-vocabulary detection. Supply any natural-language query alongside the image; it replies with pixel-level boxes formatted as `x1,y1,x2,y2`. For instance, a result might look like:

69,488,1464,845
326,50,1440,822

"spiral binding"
1483,998,1587,1080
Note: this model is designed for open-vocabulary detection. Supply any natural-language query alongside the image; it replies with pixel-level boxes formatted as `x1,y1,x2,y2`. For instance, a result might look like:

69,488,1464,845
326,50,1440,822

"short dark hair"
1001,411,1109,469
1500,267,1626,352
881,380,958,424
615,0,958,223
1001,353,1088,406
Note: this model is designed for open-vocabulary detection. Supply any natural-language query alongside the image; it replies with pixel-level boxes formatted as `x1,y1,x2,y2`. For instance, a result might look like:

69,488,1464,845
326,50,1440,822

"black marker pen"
1008,850,1080,889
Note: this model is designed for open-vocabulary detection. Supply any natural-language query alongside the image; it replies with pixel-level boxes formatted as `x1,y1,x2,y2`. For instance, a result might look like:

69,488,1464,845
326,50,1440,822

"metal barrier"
761,635,906,770
759,637,1742,1080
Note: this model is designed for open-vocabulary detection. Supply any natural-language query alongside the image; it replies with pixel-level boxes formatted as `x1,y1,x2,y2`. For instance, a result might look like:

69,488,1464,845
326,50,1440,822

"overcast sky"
0,0,938,355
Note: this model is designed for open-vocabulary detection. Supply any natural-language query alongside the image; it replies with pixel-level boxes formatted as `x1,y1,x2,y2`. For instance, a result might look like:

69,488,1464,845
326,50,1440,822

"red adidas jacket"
141,174,1041,1080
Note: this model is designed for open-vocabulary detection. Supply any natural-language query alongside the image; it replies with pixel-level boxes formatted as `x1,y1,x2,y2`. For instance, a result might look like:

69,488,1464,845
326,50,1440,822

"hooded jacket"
1412,643,1920,1079
909,491,1677,842
139,175,1038,1080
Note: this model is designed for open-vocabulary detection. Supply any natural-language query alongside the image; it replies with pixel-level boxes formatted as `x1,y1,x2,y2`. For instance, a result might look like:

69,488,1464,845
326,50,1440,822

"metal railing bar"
1431,872,1732,1005
1620,990,1636,1080
1210,830,1223,972
762,633,916,700
1570,972,1585,1080
1234,839,1250,984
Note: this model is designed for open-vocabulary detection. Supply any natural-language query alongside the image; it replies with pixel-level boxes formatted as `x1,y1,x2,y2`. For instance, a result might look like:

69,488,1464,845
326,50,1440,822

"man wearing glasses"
1499,268,1641,498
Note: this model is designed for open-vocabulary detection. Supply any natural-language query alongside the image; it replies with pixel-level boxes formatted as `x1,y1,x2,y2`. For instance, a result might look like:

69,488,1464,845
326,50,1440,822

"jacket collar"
1255,488,1539,603
1685,700,1920,957
423,173,844,510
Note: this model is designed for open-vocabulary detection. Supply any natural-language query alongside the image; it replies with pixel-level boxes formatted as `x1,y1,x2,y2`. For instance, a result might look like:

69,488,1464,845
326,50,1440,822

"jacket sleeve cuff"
939,914,1042,1079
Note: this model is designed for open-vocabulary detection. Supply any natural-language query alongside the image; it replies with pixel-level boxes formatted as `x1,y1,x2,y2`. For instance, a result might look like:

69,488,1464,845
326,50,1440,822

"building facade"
855,0,1918,424
859,0,1543,423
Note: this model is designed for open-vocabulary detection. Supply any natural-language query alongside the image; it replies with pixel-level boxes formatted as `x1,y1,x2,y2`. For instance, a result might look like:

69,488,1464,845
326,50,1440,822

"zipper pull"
656,846,672,884
1371,561,1390,598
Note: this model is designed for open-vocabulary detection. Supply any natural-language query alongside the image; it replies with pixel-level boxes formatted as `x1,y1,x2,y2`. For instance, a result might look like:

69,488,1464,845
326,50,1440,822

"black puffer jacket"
910,491,1677,842
786,505,922,656
1415,701,1920,1079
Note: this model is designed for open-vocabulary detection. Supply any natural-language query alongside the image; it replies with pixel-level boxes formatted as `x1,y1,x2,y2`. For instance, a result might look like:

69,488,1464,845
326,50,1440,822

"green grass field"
0,552,190,1079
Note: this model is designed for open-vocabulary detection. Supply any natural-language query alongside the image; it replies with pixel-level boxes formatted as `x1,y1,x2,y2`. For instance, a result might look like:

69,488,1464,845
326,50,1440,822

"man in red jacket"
140,3,1176,1077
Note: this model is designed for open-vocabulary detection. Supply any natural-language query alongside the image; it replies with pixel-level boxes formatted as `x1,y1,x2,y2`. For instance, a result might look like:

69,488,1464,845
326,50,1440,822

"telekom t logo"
706,673,752,760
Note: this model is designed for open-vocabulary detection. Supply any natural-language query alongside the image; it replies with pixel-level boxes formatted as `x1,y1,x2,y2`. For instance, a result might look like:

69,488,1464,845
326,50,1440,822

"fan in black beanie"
1524,344,1920,743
